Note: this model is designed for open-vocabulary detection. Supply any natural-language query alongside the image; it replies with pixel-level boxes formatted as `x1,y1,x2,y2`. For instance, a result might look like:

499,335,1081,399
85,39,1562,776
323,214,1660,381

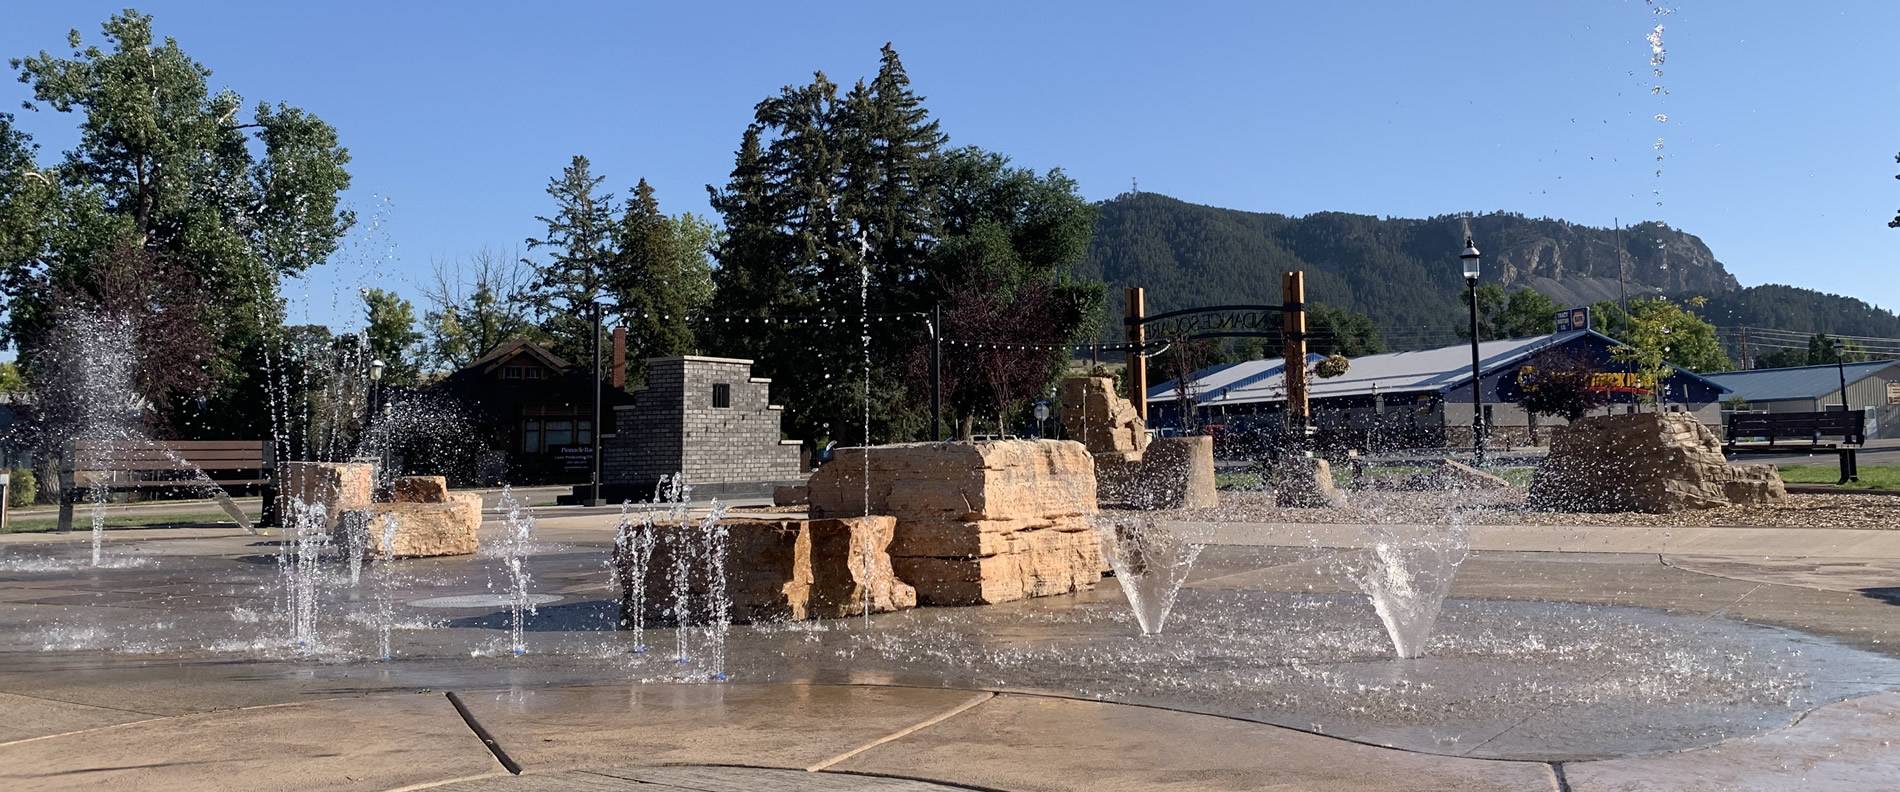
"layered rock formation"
808,440,1102,605
1530,412,1787,513
1060,376,1148,461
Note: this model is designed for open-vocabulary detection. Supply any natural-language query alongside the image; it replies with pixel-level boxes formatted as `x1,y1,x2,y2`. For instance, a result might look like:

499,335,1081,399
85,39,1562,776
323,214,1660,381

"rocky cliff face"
1080,193,1740,336
1462,214,1737,306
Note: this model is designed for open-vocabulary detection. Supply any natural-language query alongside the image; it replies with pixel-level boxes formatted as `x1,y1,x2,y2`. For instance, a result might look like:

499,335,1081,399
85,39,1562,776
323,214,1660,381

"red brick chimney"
611,325,627,389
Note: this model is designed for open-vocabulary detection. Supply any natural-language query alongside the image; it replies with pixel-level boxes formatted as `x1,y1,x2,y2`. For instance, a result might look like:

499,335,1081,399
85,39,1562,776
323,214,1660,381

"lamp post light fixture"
1833,340,1851,413
1460,235,1485,466
367,358,386,429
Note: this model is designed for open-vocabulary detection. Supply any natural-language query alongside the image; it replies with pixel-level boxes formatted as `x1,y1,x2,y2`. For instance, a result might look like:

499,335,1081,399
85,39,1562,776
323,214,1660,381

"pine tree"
611,179,695,386
525,155,617,363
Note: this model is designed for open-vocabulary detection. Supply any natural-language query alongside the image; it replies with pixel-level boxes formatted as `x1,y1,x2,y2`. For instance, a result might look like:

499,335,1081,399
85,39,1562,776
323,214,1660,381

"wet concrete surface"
1,520,1899,788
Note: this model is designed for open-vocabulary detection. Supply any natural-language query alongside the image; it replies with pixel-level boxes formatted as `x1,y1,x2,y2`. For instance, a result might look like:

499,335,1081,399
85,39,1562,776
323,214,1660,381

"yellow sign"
1516,367,1651,394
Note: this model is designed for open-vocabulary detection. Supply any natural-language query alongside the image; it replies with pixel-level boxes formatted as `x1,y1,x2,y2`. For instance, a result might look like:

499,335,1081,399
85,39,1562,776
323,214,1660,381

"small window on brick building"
712,383,732,408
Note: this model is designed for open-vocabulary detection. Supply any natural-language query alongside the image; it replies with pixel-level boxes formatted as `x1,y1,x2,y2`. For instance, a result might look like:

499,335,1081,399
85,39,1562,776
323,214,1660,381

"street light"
367,358,386,428
1832,340,1851,413
1460,235,1485,466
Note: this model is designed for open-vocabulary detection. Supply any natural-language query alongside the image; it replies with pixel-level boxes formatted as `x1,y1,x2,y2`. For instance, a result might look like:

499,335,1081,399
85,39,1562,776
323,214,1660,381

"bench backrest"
64,440,270,475
1725,410,1866,445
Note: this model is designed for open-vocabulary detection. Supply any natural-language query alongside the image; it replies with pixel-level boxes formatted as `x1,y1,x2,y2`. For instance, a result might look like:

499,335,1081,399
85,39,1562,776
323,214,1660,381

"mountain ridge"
1078,192,1893,350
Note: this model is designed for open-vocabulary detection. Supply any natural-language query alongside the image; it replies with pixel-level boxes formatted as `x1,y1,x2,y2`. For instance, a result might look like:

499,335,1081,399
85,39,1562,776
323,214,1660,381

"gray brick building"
602,356,802,497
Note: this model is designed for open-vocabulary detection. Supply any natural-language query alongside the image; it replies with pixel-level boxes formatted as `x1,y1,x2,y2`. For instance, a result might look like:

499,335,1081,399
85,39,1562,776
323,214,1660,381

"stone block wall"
604,356,801,492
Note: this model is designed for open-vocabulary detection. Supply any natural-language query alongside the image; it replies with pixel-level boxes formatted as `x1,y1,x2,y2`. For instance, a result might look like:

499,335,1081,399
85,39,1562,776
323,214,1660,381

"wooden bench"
58,439,271,534
1725,410,1866,484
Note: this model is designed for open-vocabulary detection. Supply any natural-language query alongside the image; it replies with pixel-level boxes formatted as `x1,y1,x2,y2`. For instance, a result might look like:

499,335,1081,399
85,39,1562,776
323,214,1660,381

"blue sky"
5,1,1897,332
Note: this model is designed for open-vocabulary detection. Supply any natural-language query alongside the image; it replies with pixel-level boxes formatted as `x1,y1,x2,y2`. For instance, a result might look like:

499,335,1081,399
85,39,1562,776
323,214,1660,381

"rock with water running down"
341,491,482,558
615,515,913,624
1529,412,1788,513
806,440,1101,606
391,475,450,503
277,461,373,529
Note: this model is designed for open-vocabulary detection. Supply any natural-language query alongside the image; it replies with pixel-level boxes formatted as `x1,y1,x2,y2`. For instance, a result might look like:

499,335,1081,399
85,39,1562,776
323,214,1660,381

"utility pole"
1739,326,1753,370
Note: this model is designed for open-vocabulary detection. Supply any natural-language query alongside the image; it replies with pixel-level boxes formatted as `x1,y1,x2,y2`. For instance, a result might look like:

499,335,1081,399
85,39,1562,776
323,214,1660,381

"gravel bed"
1196,490,1900,530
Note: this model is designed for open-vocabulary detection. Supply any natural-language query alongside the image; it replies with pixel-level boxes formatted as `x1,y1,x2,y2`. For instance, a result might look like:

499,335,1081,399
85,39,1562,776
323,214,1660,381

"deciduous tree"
2,11,353,439
362,288,422,386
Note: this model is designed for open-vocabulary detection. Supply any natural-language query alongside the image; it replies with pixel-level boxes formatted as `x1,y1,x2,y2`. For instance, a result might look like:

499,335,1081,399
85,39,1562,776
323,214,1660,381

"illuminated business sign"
1553,306,1591,333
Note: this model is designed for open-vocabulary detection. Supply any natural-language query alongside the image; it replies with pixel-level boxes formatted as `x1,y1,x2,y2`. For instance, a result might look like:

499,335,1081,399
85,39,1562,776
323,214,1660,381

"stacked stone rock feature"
1059,376,1219,510
807,440,1102,606
1530,412,1787,513
1060,377,1148,462
617,516,914,624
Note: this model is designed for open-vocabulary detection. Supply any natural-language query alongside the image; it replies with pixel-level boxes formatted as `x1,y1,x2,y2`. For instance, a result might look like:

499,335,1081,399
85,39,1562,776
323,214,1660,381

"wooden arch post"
1281,271,1309,439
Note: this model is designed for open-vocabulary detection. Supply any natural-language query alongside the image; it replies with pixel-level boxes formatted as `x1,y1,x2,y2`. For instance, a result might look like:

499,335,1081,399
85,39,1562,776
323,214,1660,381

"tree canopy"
708,45,1102,444
2,10,353,439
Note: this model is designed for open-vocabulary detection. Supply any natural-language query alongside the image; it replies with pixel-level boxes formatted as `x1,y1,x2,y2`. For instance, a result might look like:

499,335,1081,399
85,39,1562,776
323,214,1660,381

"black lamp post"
367,358,386,430
1461,235,1485,466
1833,340,1851,413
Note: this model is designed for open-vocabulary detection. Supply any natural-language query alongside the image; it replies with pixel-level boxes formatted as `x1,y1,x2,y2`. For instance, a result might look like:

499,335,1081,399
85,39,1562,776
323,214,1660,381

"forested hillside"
1078,192,1899,353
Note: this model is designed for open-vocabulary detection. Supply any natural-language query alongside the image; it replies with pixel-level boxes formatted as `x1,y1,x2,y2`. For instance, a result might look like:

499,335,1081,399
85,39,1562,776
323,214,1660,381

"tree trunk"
958,415,975,442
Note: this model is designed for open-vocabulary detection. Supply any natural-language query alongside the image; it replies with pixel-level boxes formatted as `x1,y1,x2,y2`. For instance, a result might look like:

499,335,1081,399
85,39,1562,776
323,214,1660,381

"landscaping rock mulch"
1198,490,1900,530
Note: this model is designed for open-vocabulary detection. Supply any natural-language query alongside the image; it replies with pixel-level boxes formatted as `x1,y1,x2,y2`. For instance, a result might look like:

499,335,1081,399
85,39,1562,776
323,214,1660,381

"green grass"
2,510,237,534
1775,464,1900,491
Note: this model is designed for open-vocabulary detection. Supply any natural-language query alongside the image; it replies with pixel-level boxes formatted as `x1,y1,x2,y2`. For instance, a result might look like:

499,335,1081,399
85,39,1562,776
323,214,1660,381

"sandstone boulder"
342,491,482,558
615,515,914,624
1529,412,1789,513
278,461,373,529
772,484,809,507
392,475,450,503
1273,455,1347,508
1060,377,1148,458
807,440,1101,605
1097,436,1219,509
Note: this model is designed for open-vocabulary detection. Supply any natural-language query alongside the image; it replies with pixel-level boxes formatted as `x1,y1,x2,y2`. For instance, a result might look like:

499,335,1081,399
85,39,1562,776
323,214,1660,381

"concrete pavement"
4,510,1900,789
